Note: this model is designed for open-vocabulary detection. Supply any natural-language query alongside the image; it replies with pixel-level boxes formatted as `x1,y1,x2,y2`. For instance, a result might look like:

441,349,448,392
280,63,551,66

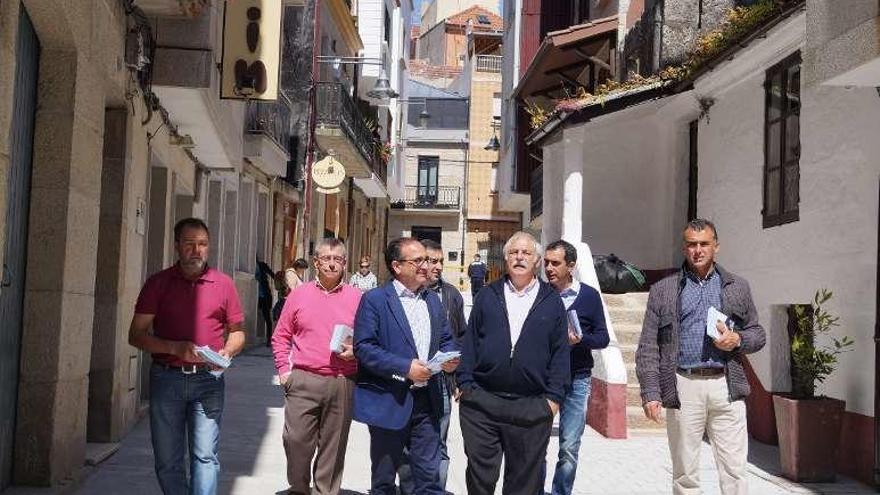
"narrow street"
68,348,872,495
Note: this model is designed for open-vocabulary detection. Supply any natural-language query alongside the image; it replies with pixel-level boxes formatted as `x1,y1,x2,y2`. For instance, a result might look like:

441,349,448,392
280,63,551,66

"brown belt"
677,367,724,377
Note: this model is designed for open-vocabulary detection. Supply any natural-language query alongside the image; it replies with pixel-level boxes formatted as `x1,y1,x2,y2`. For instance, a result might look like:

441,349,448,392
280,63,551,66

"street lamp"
394,97,431,128
317,56,399,100
484,115,501,150
484,134,500,151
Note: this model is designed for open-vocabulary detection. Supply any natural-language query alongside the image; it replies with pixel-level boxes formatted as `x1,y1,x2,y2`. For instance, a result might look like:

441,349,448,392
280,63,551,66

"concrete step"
615,324,644,346
627,384,644,407
602,292,650,309
607,307,646,326
627,405,665,430
620,343,637,363
626,362,638,385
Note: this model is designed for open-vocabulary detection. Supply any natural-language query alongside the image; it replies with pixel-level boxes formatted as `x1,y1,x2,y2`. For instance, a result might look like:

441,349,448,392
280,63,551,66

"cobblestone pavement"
64,348,872,495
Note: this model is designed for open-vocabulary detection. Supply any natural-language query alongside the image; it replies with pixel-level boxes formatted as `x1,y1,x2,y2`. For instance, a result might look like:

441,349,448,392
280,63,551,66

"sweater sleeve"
271,292,297,376
545,298,571,404
578,286,609,351
456,292,482,390
635,286,663,404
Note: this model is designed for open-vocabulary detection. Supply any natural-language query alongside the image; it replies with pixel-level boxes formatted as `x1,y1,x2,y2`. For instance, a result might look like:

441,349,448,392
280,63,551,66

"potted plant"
773,289,853,482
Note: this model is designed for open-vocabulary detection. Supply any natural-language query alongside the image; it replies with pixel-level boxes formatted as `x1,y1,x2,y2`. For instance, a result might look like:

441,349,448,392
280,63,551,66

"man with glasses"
353,237,460,495
350,255,378,292
272,238,362,495
457,231,570,495
397,239,466,494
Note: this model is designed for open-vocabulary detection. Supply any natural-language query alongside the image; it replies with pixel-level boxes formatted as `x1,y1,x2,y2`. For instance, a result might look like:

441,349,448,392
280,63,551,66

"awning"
513,15,618,99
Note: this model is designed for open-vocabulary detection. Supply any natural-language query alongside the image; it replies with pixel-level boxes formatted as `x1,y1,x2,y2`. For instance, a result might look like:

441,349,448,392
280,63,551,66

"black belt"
156,363,211,374
677,367,724,377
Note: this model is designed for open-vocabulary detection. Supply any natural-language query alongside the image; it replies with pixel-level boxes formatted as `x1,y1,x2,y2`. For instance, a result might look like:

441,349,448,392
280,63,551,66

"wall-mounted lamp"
484,115,501,151
317,56,398,101
396,98,431,128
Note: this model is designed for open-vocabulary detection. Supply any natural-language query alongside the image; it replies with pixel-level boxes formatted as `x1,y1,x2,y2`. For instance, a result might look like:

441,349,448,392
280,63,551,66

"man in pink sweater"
271,238,362,495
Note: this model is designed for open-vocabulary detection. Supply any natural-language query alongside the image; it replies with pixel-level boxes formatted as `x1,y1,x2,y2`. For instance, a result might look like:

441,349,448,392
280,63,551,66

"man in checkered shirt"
636,219,765,495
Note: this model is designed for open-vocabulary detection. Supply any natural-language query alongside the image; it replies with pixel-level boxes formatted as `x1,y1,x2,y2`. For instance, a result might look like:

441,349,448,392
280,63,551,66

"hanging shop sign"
220,0,282,100
312,156,347,194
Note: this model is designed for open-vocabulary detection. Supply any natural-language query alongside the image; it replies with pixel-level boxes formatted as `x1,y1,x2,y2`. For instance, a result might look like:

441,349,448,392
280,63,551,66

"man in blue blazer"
353,237,460,495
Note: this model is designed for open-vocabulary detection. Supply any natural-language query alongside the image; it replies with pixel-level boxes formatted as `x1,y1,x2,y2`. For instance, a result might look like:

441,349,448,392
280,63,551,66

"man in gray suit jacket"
636,219,765,495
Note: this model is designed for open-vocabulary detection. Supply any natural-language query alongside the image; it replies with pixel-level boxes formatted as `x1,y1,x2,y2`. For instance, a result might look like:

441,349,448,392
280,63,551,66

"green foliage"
789,289,854,399
540,0,796,128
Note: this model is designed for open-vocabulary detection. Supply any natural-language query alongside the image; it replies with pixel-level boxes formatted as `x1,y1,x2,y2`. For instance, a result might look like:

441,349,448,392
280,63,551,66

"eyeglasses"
398,257,429,266
317,255,346,264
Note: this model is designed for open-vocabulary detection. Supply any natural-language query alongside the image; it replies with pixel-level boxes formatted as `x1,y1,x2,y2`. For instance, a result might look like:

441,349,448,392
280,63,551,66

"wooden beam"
544,58,591,77
557,71,582,88
573,47,612,71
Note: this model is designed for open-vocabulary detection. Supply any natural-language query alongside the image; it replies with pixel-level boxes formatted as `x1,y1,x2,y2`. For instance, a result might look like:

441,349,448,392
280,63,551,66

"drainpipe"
459,135,469,290
875,179,880,487
345,177,355,272
302,0,322,258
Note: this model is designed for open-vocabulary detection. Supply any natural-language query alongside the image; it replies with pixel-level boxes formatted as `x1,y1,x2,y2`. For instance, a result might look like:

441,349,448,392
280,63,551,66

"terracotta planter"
772,394,845,482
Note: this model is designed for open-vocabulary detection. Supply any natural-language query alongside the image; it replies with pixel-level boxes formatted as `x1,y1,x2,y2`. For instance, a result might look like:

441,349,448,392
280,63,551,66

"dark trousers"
369,390,443,495
470,278,484,296
258,296,272,345
459,389,553,495
398,376,452,494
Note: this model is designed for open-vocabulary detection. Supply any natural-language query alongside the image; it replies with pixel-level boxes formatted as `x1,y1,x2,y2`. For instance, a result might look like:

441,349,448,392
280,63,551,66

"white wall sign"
221,0,282,100
312,155,347,194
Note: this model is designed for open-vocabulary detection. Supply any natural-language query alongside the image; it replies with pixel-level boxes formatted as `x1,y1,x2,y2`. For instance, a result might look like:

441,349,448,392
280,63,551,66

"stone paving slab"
60,348,872,495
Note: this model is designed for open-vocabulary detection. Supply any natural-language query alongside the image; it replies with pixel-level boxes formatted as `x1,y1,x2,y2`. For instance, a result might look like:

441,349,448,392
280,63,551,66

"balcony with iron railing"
390,185,461,212
315,82,380,179
243,93,293,177
475,55,503,73
245,92,293,152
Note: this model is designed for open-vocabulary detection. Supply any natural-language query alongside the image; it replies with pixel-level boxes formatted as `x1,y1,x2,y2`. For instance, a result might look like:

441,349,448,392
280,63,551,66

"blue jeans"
550,373,592,495
149,364,225,495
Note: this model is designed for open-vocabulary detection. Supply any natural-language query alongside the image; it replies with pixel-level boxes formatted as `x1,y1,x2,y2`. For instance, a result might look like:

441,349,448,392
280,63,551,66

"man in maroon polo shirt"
129,217,245,495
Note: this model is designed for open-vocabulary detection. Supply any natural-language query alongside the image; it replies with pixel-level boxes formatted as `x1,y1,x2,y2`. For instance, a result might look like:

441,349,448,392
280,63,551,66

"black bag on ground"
592,254,646,294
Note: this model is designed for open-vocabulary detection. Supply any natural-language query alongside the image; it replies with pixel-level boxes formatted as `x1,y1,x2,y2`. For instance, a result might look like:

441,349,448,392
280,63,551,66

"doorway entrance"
0,6,40,489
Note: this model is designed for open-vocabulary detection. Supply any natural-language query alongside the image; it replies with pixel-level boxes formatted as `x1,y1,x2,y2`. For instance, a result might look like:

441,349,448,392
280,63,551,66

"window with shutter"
763,52,801,228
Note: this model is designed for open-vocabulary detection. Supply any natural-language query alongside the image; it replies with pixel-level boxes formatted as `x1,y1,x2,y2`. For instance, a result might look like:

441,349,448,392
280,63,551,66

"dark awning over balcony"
513,15,618,99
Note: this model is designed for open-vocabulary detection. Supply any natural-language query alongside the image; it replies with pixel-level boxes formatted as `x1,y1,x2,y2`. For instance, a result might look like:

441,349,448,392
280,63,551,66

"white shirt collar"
505,276,539,297
558,279,580,297
393,279,424,298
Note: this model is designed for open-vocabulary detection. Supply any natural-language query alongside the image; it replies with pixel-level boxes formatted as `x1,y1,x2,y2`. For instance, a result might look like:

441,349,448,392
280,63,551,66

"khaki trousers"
667,373,748,495
282,368,355,495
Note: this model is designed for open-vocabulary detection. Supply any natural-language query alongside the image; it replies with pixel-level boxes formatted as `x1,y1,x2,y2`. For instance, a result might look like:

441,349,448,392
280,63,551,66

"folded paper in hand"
329,324,354,354
706,306,734,340
567,310,583,338
195,346,231,369
426,350,462,374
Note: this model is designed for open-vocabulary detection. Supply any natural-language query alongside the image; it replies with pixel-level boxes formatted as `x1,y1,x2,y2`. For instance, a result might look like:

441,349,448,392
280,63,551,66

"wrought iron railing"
391,185,461,210
245,92,292,152
530,165,543,221
475,55,502,73
315,82,375,165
